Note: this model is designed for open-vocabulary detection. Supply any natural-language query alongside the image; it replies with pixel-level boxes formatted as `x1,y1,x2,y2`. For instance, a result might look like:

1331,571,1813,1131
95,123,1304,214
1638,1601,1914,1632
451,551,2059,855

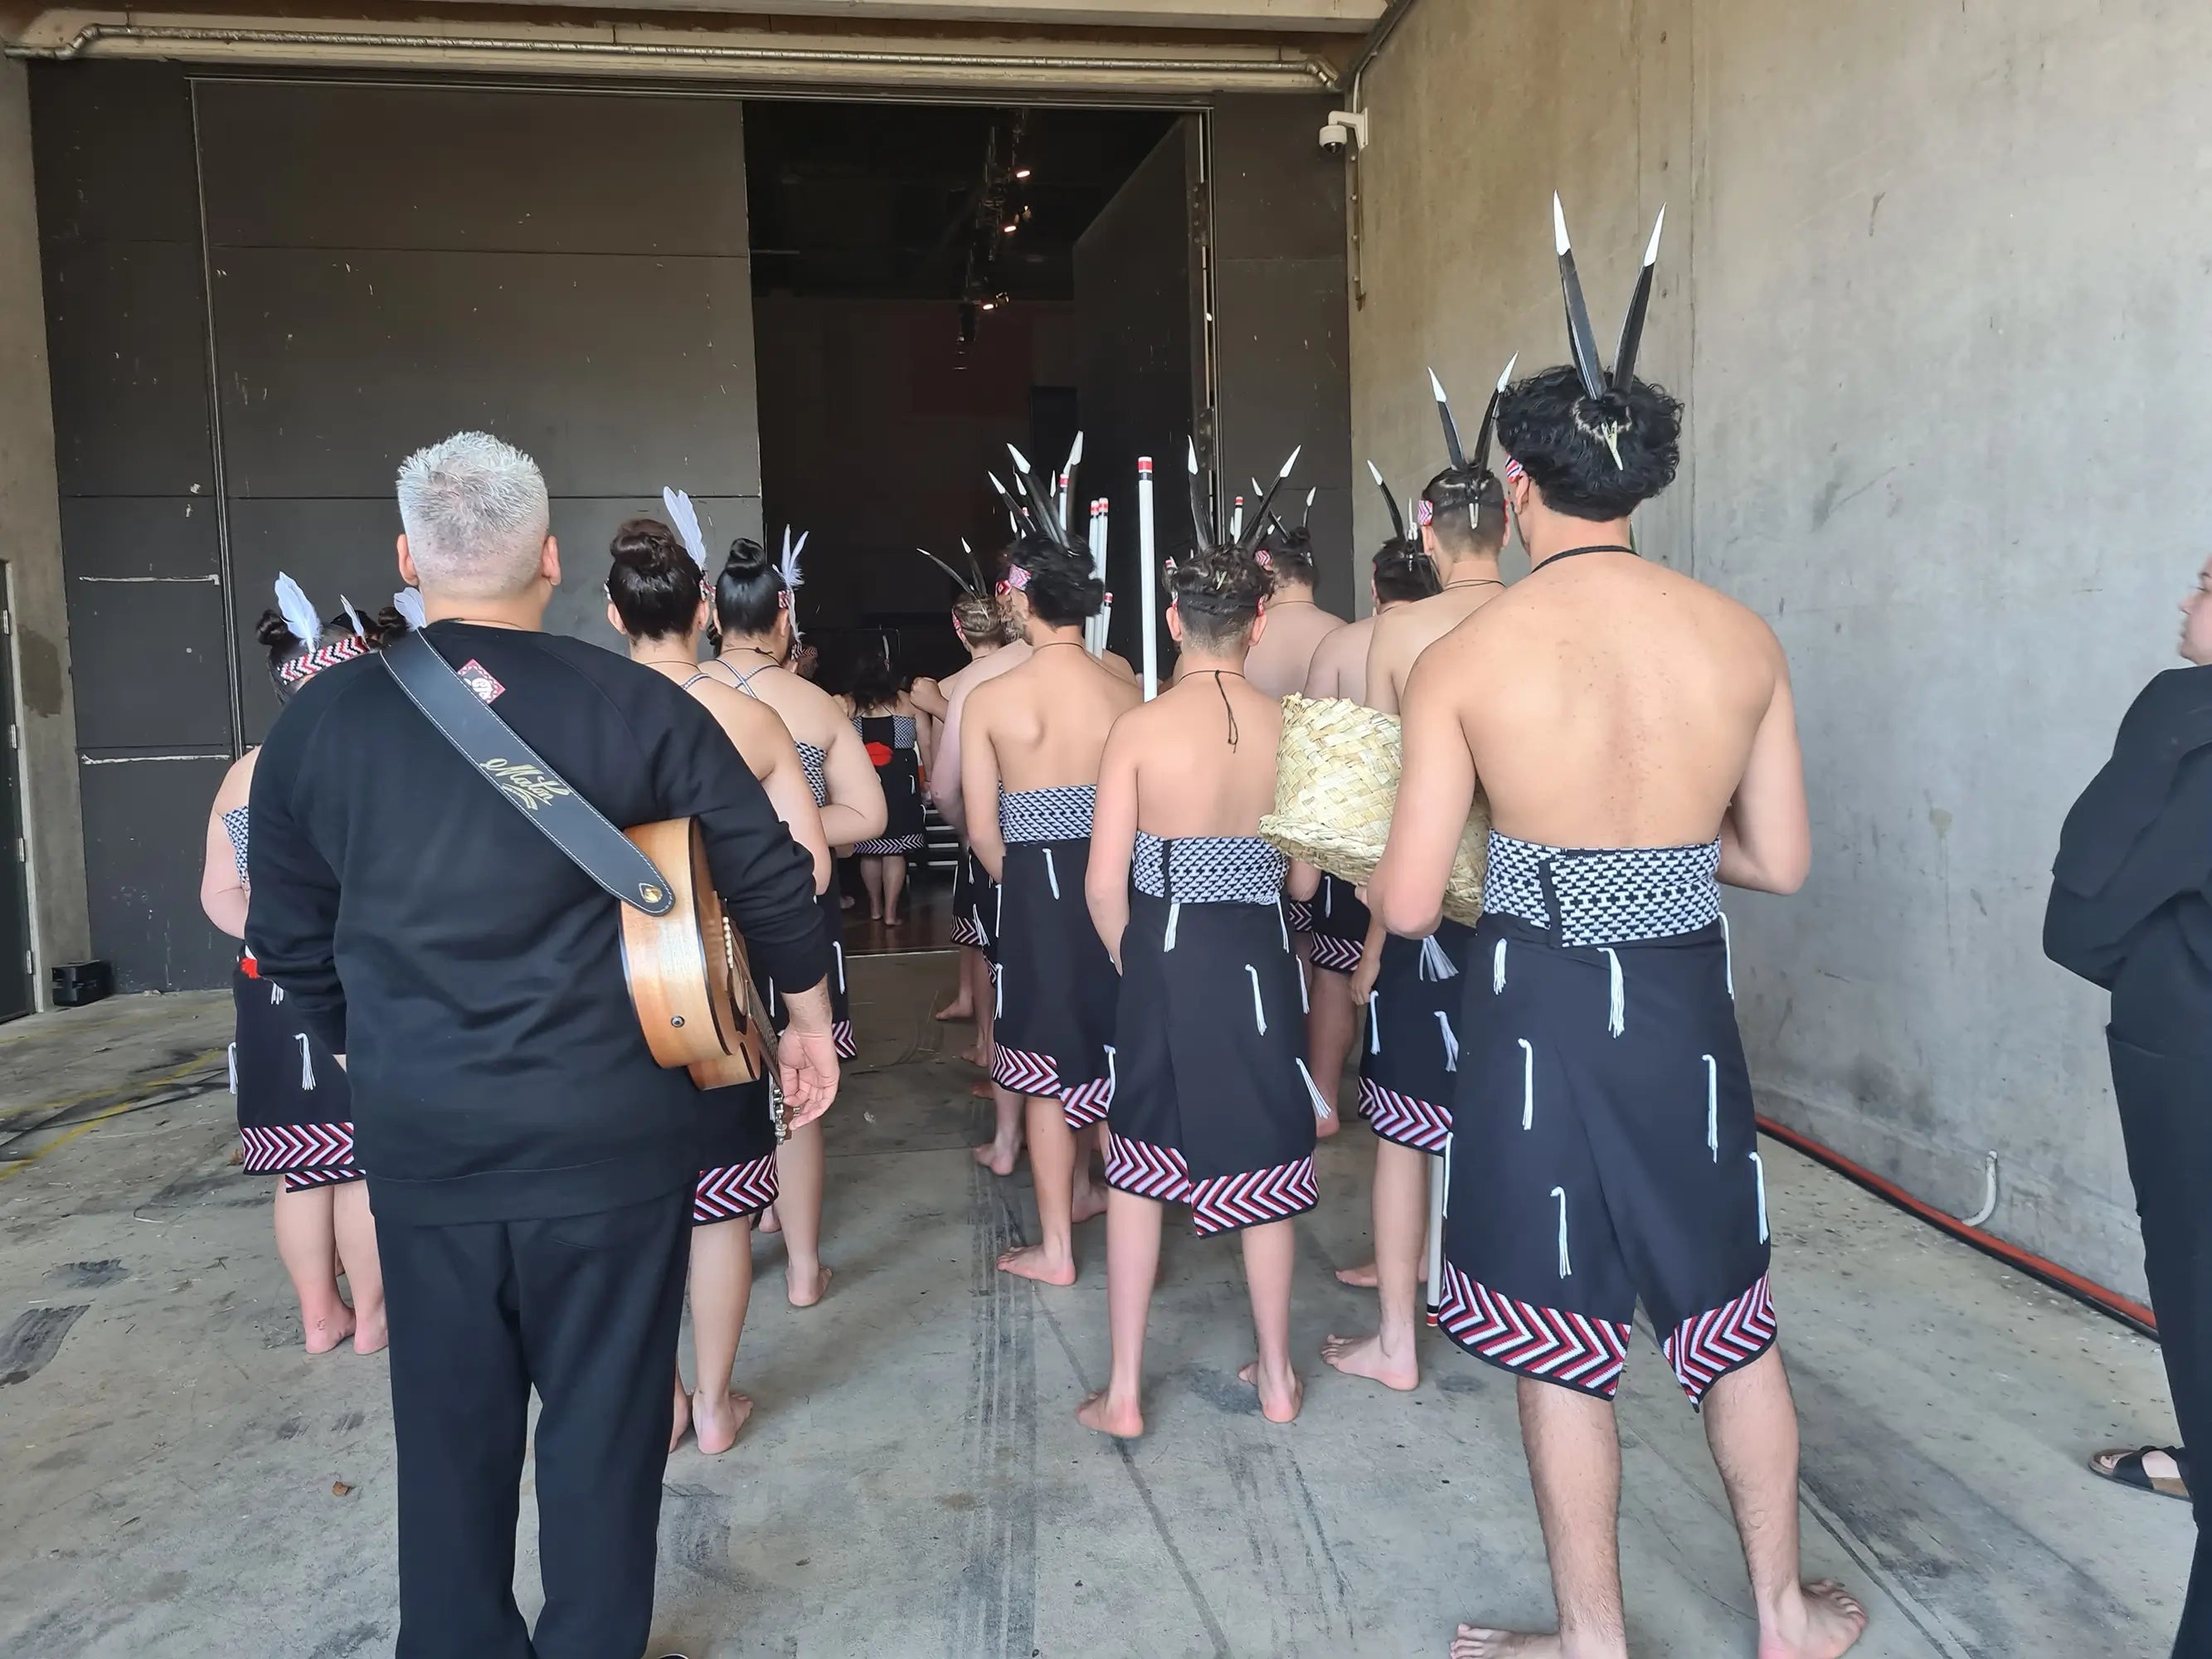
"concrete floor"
0,959,2189,1657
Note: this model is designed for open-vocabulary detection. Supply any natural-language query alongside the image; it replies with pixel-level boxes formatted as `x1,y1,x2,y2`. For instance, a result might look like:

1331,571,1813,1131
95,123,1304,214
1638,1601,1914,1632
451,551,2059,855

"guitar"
617,819,775,1101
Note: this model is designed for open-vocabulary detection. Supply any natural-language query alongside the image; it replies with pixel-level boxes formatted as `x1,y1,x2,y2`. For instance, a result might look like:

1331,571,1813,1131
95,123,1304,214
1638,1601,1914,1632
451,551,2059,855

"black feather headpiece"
1553,193,1666,466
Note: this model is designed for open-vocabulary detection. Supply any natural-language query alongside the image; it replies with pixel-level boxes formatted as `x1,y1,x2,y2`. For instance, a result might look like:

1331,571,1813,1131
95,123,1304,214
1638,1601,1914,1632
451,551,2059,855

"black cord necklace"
1194,668,1244,750
1533,543,1637,572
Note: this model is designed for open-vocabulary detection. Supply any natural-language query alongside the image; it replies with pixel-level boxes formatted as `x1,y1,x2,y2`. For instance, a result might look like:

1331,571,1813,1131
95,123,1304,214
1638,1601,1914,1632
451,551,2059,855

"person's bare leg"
1453,1379,1626,1659
882,855,907,925
998,1096,1077,1284
1237,1219,1303,1423
1077,1190,1162,1438
1324,1140,1427,1390
271,1180,352,1354
972,1082,1023,1176
1703,1348,1867,1659
860,858,885,922
669,1363,692,1453
330,1179,387,1355
1072,1121,1109,1224
1307,968,1356,1142
688,1215,759,1454
965,949,993,1062
938,945,977,1025
775,1121,832,1306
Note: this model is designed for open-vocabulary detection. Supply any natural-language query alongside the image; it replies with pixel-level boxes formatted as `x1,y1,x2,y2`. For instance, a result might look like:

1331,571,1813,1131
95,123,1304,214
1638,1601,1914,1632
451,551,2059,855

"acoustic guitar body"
618,819,770,1087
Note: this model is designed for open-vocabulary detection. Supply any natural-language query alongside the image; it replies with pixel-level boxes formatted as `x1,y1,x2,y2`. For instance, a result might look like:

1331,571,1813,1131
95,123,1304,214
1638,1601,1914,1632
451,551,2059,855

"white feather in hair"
661,487,709,571
391,589,428,630
273,572,321,650
339,596,369,639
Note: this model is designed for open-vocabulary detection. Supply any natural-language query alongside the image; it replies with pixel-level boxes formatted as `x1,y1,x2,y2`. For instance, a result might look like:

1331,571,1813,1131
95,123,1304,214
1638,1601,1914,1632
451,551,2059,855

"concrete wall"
1349,0,2206,1297
0,62,90,1004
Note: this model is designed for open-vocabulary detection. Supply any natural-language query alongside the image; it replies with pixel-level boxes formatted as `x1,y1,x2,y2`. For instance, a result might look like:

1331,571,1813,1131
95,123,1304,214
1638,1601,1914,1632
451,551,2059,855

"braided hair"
1168,542,1271,649
1373,539,1441,605
1004,533,1104,629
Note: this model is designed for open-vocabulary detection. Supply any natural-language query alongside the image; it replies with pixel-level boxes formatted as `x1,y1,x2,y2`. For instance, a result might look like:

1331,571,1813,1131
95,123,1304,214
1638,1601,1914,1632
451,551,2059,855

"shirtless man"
1325,378,1514,1395
1242,515,1345,698
1373,216,1858,1657
935,596,1033,1171
1291,491,1441,1138
965,534,1140,1285
1077,541,1320,1437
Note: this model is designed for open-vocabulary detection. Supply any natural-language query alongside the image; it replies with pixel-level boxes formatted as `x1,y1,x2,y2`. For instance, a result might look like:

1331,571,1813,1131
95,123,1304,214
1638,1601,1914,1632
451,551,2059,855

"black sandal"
2090,1444,2191,1502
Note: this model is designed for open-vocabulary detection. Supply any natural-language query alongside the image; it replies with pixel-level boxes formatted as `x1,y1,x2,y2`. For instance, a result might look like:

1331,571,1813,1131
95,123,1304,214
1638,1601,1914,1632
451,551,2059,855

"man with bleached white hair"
247,431,838,1659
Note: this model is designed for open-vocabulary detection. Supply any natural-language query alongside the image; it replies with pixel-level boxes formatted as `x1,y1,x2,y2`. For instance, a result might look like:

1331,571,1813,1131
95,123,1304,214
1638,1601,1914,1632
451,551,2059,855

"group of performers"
920,197,1864,1658
200,190,1874,1658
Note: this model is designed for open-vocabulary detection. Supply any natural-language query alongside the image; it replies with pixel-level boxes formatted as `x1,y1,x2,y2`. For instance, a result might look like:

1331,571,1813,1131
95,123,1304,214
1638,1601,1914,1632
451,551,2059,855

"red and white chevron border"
1189,1157,1319,1236
1308,933,1364,974
990,1044,1059,1097
1060,1071,1114,1128
1663,1274,1777,1404
1437,1261,1632,1398
834,1019,858,1061
1285,899,1315,934
950,914,985,947
1359,1078,1451,1151
1104,1134,1317,1235
280,1166,363,1192
241,1121,356,1174
693,1154,780,1224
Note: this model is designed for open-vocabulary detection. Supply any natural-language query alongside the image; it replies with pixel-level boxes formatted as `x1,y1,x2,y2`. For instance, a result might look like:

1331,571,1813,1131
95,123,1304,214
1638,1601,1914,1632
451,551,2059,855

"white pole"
1138,458,1158,700
1425,1150,1447,1326
1094,498,1112,658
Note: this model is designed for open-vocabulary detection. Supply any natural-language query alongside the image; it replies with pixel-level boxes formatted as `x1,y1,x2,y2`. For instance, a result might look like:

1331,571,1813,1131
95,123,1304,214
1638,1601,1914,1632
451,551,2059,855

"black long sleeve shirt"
247,621,830,1224
2045,664,2212,1049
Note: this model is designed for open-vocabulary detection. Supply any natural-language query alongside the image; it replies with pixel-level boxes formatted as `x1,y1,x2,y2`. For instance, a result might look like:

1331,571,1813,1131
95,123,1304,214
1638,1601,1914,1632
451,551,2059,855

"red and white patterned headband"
275,634,367,688
1000,565,1032,594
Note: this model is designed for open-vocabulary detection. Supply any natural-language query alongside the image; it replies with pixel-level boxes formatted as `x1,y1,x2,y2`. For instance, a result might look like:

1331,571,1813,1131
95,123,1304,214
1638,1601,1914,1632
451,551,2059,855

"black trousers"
2109,1030,2212,1659
377,1188,693,1659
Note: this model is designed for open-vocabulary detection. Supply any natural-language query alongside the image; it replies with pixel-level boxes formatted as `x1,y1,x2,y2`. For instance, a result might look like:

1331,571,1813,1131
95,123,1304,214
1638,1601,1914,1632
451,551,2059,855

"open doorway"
746,100,1204,949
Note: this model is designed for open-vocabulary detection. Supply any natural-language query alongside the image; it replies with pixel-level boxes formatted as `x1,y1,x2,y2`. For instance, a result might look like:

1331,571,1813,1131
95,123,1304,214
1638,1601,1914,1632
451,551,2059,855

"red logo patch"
456,660,505,704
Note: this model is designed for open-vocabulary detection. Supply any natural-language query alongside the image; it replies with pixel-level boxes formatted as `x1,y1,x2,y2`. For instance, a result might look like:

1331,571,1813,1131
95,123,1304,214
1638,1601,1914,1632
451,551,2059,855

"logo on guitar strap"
481,757,571,814
455,659,506,704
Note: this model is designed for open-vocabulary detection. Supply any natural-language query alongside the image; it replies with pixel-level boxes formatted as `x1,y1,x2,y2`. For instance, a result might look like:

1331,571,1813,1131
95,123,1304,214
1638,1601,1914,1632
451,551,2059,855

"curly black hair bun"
1495,364,1681,521
1012,536,1105,629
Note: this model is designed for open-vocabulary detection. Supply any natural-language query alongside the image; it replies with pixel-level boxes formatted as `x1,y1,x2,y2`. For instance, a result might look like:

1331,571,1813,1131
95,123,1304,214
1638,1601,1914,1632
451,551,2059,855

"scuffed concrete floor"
0,963,2189,1657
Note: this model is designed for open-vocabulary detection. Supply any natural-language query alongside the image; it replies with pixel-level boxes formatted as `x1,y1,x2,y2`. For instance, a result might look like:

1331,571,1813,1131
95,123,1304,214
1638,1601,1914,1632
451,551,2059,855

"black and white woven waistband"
1483,832,1721,946
795,741,828,808
1000,786,1096,844
1132,832,1286,904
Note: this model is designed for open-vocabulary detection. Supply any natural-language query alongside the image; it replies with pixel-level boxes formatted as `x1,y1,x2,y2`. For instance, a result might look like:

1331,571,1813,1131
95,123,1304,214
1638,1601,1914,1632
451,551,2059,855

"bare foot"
1076,1389,1145,1439
1072,1184,1110,1225
1334,1259,1427,1289
1317,1111,1342,1140
1450,1628,1564,1658
303,1304,356,1355
970,1078,997,1099
785,1262,833,1308
1238,1360,1304,1424
972,1138,1019,1175
352,1308,389,1356
935,1000,975,1024
757,1203,782,1235
1758,1582,1867,1659
996,1243,1076,1286
1322,1330,1419,1392
693,1389,756,1456
668,1379,692,1453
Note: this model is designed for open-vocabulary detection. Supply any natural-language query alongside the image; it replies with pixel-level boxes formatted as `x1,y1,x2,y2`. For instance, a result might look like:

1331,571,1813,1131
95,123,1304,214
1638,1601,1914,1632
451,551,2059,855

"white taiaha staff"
1426,1152,1447,1326
1137,456,1157,700
1091,497,1112,656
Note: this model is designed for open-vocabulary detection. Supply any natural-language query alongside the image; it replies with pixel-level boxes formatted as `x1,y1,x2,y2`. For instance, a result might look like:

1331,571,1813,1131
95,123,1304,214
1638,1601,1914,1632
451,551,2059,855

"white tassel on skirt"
1419,935,1460,982
296,1034,316,1090
1552,1185,1573,1278
1296,1058,1333,1121
1519,1037,1535,1130
1751,1150,1769,1243
1043,847,1060,900
1704,1054,1719,1161
1246,965,1266,1035
1601,947,1625,1037
1435,1011,1459,1073
1493,938,1507,995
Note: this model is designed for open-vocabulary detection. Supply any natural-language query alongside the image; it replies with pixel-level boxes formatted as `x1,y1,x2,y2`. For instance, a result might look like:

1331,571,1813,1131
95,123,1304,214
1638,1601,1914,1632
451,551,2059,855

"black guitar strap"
380,630,676,917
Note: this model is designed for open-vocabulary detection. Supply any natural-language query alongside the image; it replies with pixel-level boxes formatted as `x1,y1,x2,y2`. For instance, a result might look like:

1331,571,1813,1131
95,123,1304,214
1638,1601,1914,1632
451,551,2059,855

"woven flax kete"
1258,694,1489,927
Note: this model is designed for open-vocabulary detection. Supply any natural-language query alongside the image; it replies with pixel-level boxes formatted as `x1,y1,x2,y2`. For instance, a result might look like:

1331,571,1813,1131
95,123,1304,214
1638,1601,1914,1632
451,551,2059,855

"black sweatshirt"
247,621,830,1224
2045,664,2212,1046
